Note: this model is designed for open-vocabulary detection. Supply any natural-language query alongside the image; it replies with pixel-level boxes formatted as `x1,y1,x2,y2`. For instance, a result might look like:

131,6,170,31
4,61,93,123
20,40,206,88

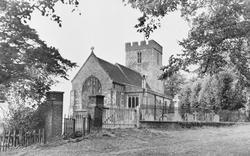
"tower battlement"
125,40,162,54
125,39,164,94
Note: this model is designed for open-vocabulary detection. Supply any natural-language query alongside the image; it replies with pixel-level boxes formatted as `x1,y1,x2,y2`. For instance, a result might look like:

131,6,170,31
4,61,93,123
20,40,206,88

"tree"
7,105,42,131
125,0,250,85
198,75,220,112
0,0,80,106
189,78,202,111
164,72,186,98
123,0,188,38
179,71,247,113
178,83,192,113
216,71,246,110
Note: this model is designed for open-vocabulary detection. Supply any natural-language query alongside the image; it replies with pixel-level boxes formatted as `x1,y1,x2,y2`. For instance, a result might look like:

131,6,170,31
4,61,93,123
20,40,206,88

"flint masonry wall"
125,40,164,94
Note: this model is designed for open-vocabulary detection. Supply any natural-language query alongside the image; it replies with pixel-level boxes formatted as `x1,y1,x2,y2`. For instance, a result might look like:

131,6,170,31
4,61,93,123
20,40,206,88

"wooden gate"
102,107,137,128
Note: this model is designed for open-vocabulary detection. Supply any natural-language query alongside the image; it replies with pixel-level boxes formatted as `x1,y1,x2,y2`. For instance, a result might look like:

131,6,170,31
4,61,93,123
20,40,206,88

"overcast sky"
28,0,189,115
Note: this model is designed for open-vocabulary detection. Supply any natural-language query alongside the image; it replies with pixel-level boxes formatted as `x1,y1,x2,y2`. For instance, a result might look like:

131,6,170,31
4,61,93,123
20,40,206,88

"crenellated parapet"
125,39,164,94
125,40,163,54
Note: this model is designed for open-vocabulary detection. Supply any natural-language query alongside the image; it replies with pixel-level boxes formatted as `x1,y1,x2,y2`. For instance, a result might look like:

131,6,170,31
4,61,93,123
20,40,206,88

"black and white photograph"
0,0,250,155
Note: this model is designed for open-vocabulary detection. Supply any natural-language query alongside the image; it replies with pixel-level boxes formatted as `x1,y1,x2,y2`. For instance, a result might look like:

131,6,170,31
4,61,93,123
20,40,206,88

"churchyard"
1,0,250,155
4,123,250,156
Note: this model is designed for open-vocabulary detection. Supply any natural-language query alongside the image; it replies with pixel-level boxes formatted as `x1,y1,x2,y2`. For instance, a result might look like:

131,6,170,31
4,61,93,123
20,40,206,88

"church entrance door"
82,76,102,109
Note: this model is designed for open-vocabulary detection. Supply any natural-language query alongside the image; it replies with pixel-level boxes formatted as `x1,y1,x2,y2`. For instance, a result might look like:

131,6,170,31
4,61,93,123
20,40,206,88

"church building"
70,40,172,119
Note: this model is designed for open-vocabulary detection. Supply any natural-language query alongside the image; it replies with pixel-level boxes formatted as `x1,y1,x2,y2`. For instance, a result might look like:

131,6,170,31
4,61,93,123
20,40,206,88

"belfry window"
157,53,160,65
137,52,142,63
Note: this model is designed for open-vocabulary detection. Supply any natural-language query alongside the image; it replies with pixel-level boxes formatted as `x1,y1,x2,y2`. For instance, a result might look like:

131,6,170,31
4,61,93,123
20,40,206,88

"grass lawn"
3,124,250,156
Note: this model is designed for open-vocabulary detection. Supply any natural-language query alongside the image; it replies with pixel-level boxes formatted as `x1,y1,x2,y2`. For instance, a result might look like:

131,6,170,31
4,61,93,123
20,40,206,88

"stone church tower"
125,40,164,94
70,40,171,118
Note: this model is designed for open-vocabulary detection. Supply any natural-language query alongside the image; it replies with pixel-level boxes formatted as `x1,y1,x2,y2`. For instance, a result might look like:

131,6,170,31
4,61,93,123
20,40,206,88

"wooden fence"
0,128,45,152
64,115,90,138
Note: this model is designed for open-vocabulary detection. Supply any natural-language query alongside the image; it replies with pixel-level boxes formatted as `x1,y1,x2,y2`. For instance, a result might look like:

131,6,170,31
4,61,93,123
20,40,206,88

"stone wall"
110,83,126,108
71,54,113,111
139,121,236,129
125,40,164,94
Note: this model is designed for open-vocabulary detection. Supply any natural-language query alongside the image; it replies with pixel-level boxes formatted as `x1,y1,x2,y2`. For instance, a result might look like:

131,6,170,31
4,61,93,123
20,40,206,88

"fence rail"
64,115,90,138
139,105,250,122
0,128,45,152
102,107,137,128
140,105,175,121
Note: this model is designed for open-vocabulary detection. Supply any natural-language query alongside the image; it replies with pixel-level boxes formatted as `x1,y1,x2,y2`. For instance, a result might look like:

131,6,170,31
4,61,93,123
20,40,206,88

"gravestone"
213,114,220,122
187,113,194,122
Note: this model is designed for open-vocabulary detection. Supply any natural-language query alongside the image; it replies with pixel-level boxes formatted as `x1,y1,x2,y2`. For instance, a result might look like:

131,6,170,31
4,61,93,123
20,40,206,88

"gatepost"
136,106,140,128
42,91,64,142
87,95,105,129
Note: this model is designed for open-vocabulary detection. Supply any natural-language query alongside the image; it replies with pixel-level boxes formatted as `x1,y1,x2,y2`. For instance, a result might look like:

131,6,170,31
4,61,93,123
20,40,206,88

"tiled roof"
97,57,130,85
96,57,150,89
116,63,150,89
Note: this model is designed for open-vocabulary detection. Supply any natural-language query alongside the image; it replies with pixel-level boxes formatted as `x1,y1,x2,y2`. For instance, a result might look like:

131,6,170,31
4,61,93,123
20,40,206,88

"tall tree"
123,0,188,38
178,71,247,113
125,0,250,85
0,0,80,106
164,72,186,98
178,83,192,113
189,78,202,111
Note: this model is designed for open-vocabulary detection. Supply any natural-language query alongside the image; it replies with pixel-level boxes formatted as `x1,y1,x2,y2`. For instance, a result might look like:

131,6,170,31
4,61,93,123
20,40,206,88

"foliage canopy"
0,0,79,106
179,71,247,113
164,72,186,98
125,0,250,86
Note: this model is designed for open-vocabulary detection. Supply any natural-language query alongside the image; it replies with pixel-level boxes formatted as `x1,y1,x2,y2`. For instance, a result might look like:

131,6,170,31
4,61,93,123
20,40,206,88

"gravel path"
3,124,250,156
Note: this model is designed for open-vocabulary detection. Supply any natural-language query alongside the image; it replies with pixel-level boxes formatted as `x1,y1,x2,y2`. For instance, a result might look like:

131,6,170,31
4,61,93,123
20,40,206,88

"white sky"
28,0,189,115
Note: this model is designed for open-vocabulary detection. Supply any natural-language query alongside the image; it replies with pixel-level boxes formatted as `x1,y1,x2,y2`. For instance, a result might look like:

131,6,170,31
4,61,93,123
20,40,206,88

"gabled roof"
96,57,130,85
96,56,149,88
72,52,150,89
116,63,150,89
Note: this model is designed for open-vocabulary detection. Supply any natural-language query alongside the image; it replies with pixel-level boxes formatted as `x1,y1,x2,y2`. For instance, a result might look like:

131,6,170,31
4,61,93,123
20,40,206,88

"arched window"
82,76,102,95
82,76,102,108
157,53,160,65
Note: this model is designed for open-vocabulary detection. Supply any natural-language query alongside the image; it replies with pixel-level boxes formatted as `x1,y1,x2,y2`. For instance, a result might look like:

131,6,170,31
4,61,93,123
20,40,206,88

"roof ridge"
96,56,115,66
116,63,142,76
96,57,130,85
95,56,117,82
115,63,130,82
71,52,96,82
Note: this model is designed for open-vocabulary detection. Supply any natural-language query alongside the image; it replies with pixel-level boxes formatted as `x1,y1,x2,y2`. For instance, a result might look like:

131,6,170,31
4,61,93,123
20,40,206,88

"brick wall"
43,92,64,142
52,101,63,137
